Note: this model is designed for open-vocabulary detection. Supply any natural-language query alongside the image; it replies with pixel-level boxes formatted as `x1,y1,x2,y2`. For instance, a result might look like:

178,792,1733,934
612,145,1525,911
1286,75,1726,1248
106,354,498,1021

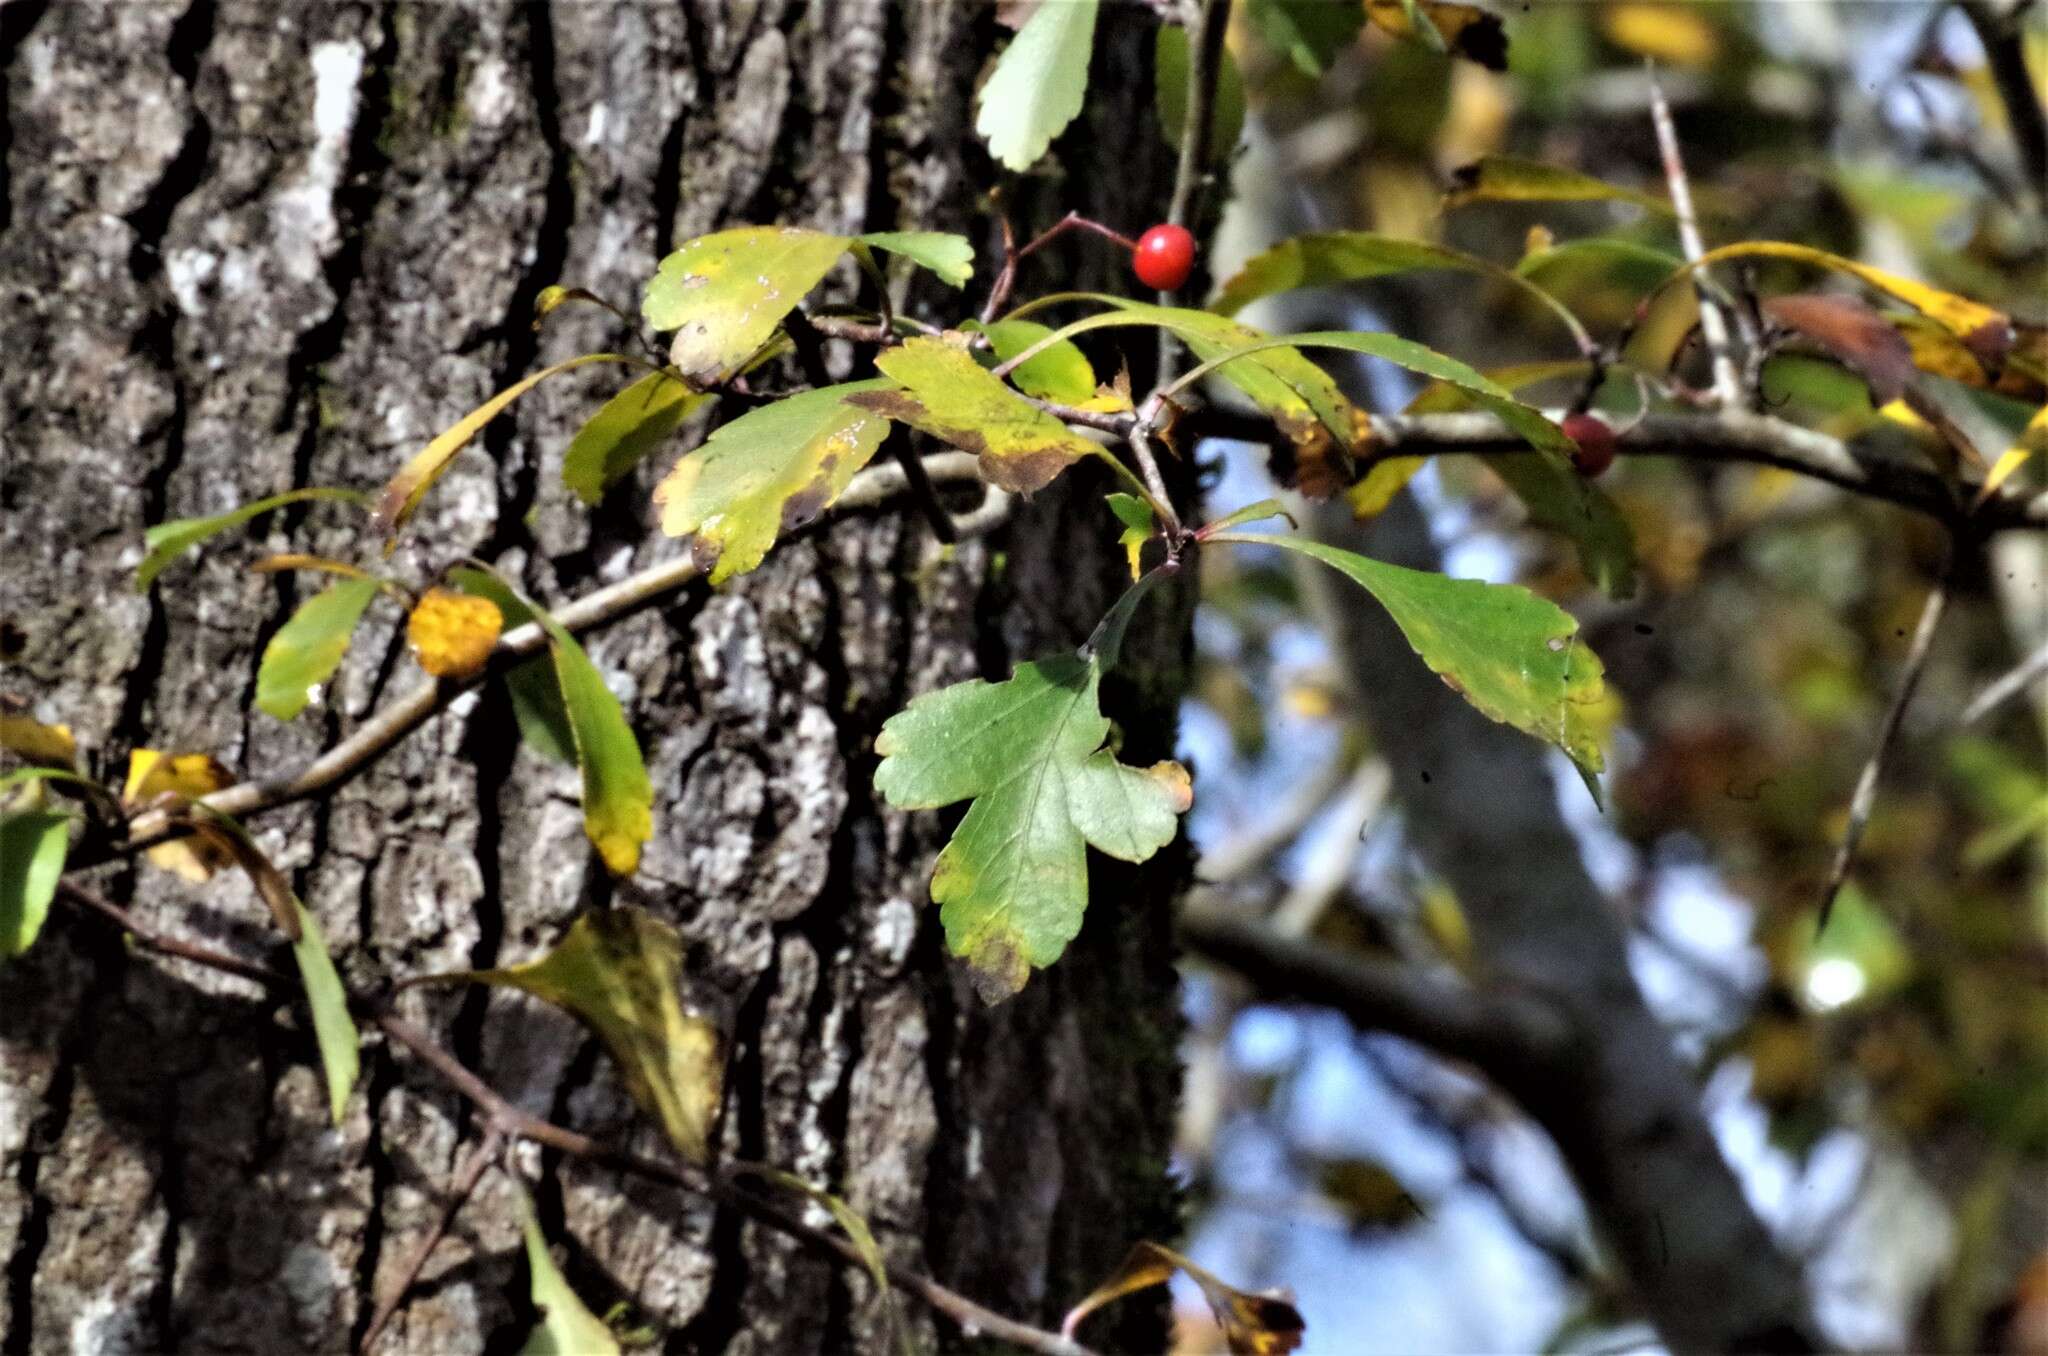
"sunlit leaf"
0,711,77,770
449,570,575,763
561,370,708,505
427,908,724,1162
373,354,634,539
248,553,371,581
1446,154,1672,215
643,228,852,385
856,231,975,287
408,586,504,680
970,318,1098,405
137,487,365,591
1247,0,1365,74
1105,492,1155,580
1210,232,1587,351
873,650,1192,1000
1976,402,2047,508
655,381,893,584
531,600,652,876
1212,533,1608,795
1156,22,1246,160
975,0,1099,171
0,810,69,959
515,1184,621,1356
1364,0,1507,69
848,338,1104,492
256,578,382,721
123,750,235,882
1062,1241,1305,1355
290,897,358,1123
1601,1,1720,66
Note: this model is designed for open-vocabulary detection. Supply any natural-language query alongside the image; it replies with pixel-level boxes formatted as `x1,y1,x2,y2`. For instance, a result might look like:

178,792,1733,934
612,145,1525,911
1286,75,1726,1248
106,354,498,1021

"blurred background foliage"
1166,2,2045,1351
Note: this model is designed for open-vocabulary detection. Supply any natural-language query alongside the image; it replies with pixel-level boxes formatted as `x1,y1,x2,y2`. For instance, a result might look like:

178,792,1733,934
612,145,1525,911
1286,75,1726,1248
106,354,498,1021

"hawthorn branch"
73,452,1004,872
357,1129,503,1356
1958,638,2048,727
1649,64,1745,407
1157,0,1230,386
56,884,1101,1356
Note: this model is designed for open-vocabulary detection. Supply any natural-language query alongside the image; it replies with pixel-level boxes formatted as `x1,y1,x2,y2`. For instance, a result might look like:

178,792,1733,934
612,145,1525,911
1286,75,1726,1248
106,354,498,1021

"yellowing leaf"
561,369,708,505
975,0,1099,171
428,908,724,1162
643,228,852,385
248,553,370,580
850,338,1104,492
124,750,235,881
873,650,1192,1001
1347,457,1427,516
448,570,575,764
137,487,366,591
1106,493,1155,580
1,810,70,959
515,1183,621,1356
1062,1241,1305,1355
408,587,503,680
373,354,634,539
1444,154,1672,214
1212,533,1608,796
0,712,76,770
256,578,383,721
534,602,652,876
1364,0,1508,70
1601,2,1720,67
655,381,893,584
291,898,359,1124
1976,403,2048,509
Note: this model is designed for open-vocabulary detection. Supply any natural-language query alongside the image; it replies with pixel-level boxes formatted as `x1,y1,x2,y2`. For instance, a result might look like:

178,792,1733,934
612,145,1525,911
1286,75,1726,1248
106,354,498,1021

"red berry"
1561,413,1617,478
1132,224,1197,291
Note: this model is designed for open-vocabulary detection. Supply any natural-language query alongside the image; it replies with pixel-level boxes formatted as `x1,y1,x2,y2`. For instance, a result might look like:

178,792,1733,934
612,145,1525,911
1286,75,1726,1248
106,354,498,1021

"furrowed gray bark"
0,4,1186,1352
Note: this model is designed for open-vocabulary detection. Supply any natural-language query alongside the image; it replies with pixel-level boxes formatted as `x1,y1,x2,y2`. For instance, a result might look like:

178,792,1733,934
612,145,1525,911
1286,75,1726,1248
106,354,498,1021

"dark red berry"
1132,224,1197,291
1561,413,1617,478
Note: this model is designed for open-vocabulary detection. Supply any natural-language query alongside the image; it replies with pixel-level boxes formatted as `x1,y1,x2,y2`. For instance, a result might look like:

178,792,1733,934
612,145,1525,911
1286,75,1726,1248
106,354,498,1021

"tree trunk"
0,4,1187,1352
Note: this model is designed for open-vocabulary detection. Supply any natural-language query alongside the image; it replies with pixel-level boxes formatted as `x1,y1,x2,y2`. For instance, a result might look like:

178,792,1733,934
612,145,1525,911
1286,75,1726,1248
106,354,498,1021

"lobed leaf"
1215,533,1609,797
0,810,70,959
137,487,365,591
373,354,634,539
561,369,708,505
974,0,1099,172
643,228,851,385
849,338,1104,493
290,898,359,1124
655,380,894,583
256,578,383,721
873,652,1191,1001
426,908,724,1163
1446,155,1672,214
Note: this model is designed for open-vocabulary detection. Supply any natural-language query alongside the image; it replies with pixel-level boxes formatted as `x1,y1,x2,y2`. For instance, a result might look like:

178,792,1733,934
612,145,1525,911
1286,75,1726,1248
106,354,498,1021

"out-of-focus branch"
1649,65,1746,406
1958,637,2048,726
1177,896,1572,1078
1962,0,2048,218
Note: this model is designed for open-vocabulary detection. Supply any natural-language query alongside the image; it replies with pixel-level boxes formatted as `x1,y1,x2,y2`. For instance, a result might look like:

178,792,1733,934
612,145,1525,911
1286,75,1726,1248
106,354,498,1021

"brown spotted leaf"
642,227,853,386
850,337,1104,493
655,380,894,584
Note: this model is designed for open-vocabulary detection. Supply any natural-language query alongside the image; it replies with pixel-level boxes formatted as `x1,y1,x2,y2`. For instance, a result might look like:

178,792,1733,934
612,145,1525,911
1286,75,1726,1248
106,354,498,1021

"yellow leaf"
1363,0,1507,70
0,712,76,770
1064,1241,1304,1355
1601,1,1720,67
124,750,235,883
1976,404,2048,509
408,587,504,680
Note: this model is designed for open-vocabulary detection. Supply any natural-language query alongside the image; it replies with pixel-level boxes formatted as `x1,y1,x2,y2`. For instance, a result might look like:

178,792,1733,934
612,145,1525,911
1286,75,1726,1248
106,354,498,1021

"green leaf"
1199,498,1295,535
975,0,1099,172
532,602,653,877
561,370,708,505
516,1185,622,1356
654,380,894,584
856,231,974,287
1487,455,1639,601
969,319,1098,404
0,811,70,959
1155,23,1246,161
849,338,1104,492
1446,155,1673,214
1105,492,1155,580
447,569,576,763
428,908,724,1163
1210,232,1587,350
1515,237,1685,282
137,487,366,591
1215,532,1608,795
873,653,1192,1000
290,898,359,1124
1245,0,1365,74
256,578,383,721
373,354,635,538
642,227,853,386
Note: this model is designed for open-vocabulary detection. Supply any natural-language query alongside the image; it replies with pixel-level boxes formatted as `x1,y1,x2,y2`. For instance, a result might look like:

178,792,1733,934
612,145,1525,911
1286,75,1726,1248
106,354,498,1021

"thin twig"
1817,560,1956,928
1958,638,2048,727
73,453,1005,872
1157,0,1230,386
357,1129,503,1356
1125,425,1183,539
1648,63,1744,407
56,883,1099,1356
